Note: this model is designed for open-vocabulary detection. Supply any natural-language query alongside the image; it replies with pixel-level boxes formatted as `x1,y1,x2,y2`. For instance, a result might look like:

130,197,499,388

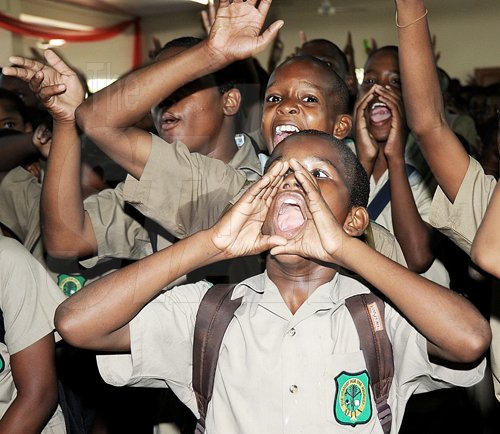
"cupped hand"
270,159,348,265
373,85,408,160
3,50,84,123
209,160,289,258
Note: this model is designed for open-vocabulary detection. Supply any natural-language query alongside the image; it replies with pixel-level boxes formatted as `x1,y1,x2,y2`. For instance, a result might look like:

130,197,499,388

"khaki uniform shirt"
122,133,263,237
0,236,66,433
97,272,484,433
0,167,43,261
0,168,122,295
429,156,500,401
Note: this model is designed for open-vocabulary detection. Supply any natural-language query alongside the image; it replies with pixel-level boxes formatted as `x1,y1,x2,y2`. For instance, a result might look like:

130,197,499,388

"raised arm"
3,50,98,258
271,159,491,363
76,0,283,179
397,0,469,202
55,161,288,352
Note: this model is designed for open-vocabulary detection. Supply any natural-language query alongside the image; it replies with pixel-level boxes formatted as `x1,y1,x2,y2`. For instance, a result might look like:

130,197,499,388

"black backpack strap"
367,164,416,220
193,283,242,433
345,292,394,434
0,309,5,344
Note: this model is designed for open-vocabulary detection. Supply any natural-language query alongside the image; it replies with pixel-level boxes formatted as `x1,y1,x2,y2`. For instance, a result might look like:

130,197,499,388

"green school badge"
0,354,4,373
334,371,372,426
58,274,87,297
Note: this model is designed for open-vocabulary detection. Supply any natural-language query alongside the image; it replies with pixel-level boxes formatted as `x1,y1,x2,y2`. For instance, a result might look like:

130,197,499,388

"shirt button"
289,384,298,394
288,328,296,336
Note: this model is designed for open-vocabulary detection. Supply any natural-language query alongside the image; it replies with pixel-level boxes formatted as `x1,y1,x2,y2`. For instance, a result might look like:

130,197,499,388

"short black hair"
298,39,349,78
0,88,30,123
366,45,399,65
274,55,350,115
268,129,369,208
158,36,241,94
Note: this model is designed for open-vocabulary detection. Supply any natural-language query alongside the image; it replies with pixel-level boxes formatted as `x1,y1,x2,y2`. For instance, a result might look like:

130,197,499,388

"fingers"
2,63,38,82
38,84,67,102
44,50,73,75
299,30,307,45
201,10,211,34
256,20,285,53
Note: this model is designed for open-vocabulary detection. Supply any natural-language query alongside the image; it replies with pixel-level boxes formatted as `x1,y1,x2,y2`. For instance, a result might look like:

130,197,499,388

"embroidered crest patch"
0,354,4,373
58,274,87,297
334,370,372,426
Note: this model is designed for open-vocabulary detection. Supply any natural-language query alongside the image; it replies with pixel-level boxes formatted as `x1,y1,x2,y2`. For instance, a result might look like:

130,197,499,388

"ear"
332,114,352,140
343,206,369,237
222,88,241,117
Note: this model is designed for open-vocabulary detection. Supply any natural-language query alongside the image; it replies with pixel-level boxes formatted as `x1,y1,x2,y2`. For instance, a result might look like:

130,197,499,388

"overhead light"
20,13,94,31
36,39,67,49
190,0,209,4
317,0,336,16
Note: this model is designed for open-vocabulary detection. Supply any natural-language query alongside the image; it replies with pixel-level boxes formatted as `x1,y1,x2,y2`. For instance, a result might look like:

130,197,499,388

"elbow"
409,113,448,143
404,252,434,274
55,304,88,349
457,319,492,364
471,243,499,279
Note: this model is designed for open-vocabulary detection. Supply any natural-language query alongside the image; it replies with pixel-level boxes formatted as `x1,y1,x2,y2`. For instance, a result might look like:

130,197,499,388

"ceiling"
43,0,400,17
44,0,494,19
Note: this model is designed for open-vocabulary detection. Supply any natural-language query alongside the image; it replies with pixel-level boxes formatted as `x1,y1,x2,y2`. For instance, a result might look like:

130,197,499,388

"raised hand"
353,87,380,175
270,159,349,265
209,160,289,258
373,85,407,161
2,50,84,123
207,0,284,64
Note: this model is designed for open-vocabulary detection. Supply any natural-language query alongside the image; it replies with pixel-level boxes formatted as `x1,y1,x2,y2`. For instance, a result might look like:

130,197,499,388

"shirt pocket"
323,351,382,433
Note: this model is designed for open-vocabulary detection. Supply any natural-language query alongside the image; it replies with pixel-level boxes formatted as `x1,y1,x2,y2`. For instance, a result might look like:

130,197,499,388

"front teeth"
275,125,300,134
284,198,298,205
371,102,387,109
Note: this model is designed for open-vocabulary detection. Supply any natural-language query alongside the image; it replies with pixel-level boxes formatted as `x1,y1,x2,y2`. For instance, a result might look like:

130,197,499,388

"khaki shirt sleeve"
0,167,41,252
430,157,497,254
367,221,408,267
82,183,154,267
122,134,249,238
0,237,65,355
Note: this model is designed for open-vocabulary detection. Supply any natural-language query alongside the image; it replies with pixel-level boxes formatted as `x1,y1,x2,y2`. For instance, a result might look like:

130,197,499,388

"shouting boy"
55,130,490,433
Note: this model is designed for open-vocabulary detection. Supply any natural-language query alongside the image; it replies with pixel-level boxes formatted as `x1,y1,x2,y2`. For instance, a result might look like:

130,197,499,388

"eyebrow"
266,80,324,92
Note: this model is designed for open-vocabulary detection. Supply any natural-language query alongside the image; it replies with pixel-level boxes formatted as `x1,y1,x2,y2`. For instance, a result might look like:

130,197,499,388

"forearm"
55,228,223,351
396,0,469,200
471,182,500,278
76,42,228,173
388,158,434,272
1,335,59,434
0,134,37,171
41,121,96,258
340,236,491,362
0,395,56,433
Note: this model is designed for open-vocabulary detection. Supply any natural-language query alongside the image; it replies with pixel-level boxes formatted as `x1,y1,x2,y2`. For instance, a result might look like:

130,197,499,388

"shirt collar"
232,270,371,306
229,133,263,176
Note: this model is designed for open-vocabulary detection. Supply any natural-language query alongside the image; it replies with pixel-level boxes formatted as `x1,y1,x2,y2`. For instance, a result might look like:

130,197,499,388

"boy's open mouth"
273,124,300,147
275,192,306,237
369,102,391,125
